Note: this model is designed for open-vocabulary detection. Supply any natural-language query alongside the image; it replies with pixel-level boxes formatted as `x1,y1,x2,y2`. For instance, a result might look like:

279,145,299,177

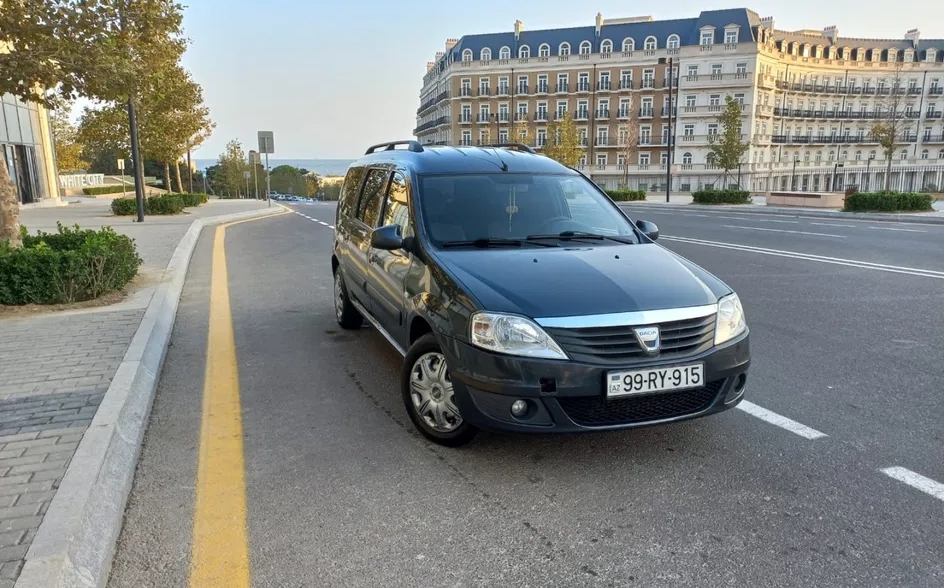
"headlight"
470,312,569,360
714,293,747,345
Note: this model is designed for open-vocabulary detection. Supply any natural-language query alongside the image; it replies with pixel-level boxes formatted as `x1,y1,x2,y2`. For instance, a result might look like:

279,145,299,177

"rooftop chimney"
760,16,774,31
514,19,524,40
445,38,459,51
823,25,838,43
595,12,604,36
905,28,920,47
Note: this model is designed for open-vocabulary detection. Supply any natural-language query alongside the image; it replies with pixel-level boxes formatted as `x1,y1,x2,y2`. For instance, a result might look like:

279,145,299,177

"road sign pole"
258,131,274,207
265,152,271,207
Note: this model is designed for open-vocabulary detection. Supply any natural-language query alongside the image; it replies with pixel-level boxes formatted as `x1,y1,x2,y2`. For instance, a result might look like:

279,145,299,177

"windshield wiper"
526,230,635,244
441,238,523,248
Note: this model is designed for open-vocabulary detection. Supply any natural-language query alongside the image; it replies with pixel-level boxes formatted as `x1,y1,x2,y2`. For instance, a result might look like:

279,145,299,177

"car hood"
436,243,728,318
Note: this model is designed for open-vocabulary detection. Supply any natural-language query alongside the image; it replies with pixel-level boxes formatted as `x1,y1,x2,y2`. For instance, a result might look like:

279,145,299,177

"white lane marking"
721,224,845,238
754,219,799,224
663,235,944,279
812,222,856,228
619,205,944,227
715,215,753,220
736,401,827,440
869,226,927,233
880,467,944,502
328,225,335,229
318,221,329,226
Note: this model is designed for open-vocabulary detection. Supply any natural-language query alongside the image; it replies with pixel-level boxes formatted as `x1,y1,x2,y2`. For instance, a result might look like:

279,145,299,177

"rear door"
342,167,390,312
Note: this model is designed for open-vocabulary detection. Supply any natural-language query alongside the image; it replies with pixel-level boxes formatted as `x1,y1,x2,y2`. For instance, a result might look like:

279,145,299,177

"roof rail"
364,140,425,155
481,143,536,154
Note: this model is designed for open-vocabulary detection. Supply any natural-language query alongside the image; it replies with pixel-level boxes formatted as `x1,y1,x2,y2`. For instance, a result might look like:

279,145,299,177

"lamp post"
866,155,873,191
792,155,799,190
243,171,251,200
832,162,844,191
658,56,675,202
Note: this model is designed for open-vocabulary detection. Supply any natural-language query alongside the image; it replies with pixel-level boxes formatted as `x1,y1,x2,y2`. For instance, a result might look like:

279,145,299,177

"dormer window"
724,26,739,44
667,34,680,49
462,49,473,62
538,43,550,57
600,39,613,54
518,45,530,58
559,42,571,56
644,36,657,50
499,46,510,59
700,29,714,45
579,41,592,54
480,48,491,61
622,38,635,52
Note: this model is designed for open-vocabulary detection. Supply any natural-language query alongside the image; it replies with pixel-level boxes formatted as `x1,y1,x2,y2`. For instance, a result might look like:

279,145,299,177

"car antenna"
490,148,509,172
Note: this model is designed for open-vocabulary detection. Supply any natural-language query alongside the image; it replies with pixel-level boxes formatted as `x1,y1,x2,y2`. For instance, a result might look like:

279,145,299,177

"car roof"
350,144,580,176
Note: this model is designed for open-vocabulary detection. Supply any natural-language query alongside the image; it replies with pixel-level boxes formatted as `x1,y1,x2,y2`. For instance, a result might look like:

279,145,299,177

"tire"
401,333,478,447
333,268,363,330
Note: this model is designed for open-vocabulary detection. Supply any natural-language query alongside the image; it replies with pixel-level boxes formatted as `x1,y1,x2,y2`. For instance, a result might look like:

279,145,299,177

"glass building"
1,93,58,204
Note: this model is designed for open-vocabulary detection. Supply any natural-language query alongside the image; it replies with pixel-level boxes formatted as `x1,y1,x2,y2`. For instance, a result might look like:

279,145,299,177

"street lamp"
792,155,799,190
866,155,874,191
832,162,844,191
658,56,675,203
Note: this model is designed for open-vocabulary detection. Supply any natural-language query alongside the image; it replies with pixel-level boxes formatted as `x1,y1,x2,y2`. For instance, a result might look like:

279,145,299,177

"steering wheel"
534,216,574,233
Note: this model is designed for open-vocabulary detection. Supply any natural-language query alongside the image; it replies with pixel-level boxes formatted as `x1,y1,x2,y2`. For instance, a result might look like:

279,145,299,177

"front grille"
557,380,724,427
545,314,715,366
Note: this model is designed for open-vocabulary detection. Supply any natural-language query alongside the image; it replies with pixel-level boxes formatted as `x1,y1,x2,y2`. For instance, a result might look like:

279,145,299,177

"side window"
381,172,412,237
356,168,389,227
338,166,366,218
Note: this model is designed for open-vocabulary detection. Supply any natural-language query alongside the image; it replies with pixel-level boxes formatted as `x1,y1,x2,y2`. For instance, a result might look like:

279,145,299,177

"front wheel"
401,333,478,447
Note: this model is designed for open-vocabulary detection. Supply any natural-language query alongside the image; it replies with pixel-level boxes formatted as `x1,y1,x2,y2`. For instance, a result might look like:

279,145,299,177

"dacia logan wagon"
331,141,750,447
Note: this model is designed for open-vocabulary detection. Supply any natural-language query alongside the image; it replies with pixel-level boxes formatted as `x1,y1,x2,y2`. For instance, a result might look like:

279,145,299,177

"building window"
518,45,530,58
461,130,472,146
559,42,571,56
682,152,692,165
596,153,607,166
683,124,694,136
644,36,657,51
700,30,714,45
579,41,592,55
639,153,650,165
724,29,738,44
499,46,510,59
685,95,696,107
601,39,613,54
900,149,908,160
736,63,747,74
921,149,929,159
667,34,680,49
539,44,550,57
622,38,635,52
462,49,473,62
480,48,491,61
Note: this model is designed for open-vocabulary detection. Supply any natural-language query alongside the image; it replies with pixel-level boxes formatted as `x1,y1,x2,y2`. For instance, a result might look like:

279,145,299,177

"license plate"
607,363,705,398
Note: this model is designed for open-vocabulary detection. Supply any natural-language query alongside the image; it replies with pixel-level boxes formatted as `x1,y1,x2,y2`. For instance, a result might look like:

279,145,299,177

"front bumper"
438,331,751,434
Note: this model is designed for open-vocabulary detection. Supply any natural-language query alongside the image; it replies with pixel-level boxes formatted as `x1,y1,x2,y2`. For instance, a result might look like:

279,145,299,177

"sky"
180,0,944,160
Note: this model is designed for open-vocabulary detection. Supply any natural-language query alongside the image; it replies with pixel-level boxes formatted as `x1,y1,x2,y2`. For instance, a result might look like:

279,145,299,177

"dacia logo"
633,326,661,354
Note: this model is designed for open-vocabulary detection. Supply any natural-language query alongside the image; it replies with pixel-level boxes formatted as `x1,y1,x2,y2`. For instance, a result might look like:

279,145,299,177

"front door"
367,171,414,338
345,167,390,311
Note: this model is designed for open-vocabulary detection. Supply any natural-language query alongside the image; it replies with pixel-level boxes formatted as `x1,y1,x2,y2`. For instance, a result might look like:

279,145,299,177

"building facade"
1,93,59,205
415,9,944,193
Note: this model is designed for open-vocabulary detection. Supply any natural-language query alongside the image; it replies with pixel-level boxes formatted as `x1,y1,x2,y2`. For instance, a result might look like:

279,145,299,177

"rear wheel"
333,269,363,330
401,333,478,447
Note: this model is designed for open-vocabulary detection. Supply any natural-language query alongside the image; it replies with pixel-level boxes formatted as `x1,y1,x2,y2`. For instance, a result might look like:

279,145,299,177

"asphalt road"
108,201,944,588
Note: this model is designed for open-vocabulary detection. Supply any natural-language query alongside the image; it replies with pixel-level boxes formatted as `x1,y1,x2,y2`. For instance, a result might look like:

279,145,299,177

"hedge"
604,189,646,202
82,184,135,196
842,192,934,213
0,223,143,305
111,193,207,216
692,189,752,205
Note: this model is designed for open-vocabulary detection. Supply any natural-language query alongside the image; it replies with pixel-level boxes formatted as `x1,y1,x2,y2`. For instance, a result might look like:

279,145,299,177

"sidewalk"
0,198,285,588
623,193,944,224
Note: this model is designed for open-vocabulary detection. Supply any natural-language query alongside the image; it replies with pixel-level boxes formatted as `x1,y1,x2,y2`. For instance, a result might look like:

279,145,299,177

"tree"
0,0,187,247
50,105,88,172
213,140,251,198
542,112,583,167
306,173,322,197
512,119,534,147
269,165,307,196
617,103,641,188
869,63,908,194
707,95,751,186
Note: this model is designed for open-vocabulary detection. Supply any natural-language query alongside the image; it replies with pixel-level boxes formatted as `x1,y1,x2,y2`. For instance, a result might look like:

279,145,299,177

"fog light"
510,400,528,417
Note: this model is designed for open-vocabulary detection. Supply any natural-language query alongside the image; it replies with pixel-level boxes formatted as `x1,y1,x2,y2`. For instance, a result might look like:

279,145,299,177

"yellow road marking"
189,212,288,587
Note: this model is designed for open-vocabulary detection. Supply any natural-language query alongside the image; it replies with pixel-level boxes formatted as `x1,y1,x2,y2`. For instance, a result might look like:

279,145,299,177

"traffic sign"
257,131,274,154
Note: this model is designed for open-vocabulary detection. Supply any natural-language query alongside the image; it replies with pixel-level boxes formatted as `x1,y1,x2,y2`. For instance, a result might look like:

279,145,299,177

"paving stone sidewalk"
0,198,270,587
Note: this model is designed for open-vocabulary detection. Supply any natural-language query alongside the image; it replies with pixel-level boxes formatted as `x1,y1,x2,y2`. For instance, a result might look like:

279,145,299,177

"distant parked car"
331,140,751,447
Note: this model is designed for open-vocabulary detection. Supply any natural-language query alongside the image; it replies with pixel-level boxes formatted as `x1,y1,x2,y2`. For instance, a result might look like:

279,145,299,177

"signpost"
117,158,126,197
257,131,274,206
243,171,251,199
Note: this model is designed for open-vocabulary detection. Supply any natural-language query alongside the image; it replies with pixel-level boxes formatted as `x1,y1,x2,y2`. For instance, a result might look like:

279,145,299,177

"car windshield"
417,173,639,246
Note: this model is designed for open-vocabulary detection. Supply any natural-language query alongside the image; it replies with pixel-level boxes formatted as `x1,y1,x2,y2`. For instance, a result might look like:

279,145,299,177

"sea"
192,158,355,177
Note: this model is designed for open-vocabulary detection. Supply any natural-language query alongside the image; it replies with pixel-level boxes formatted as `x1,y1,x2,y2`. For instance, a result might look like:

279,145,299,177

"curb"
14,204,289,588
619,202,944,225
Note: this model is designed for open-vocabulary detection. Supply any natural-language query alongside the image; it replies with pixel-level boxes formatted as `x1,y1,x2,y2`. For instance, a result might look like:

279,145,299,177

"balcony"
497,85,510,96
516,84,529,94
515,112,530,122
477,88,491,97
535,83,549,94
596,109,610,119
619,80,634,90
576,82,591,92
459,88,473,97
574,109,590,120
639,108,654,118
554,111,569,121
641,80,655,90
617,108,631,119
555,83,569,93
459,114,472,124
931,87,943,95
476,114,493,123
535,112,549,122
597,80,612,91
497,113,510,123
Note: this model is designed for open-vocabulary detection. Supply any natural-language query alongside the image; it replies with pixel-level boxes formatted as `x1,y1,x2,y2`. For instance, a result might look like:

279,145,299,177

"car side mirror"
635,219,659,241
370,224,404,250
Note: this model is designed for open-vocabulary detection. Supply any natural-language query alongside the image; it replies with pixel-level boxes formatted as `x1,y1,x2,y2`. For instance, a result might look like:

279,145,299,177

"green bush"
604,189,647,202
111,193,203,216
82,184,134,196
843,192,934,212
0,223,143,305
692,189,752,205
320,185,341,201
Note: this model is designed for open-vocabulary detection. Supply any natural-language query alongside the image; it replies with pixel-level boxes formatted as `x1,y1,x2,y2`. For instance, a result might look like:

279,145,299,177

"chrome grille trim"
534,303,718,330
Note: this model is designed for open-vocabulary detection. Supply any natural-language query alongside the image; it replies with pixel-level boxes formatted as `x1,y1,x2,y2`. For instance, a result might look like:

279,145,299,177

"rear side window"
356,169,390,228
338,166,366,218
382,172,412,237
